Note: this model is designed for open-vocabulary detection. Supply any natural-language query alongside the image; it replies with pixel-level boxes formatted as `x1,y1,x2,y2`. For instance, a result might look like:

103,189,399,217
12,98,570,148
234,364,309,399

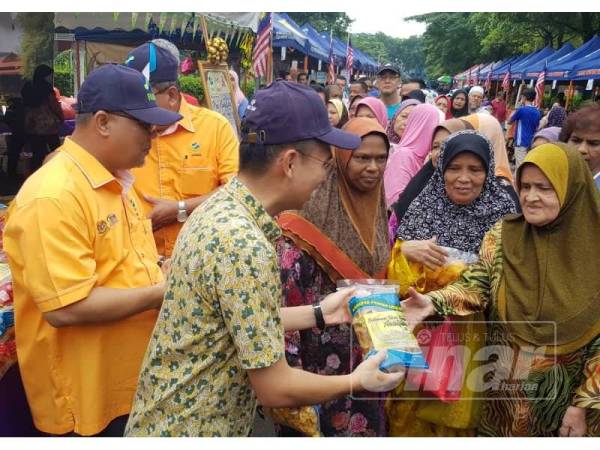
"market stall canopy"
546,35,600,80
523,42,575,79
271,13,311,55
510,45,556,80
491,52,534,79
54,12,259,47
0,52,22,76
570,51,600,80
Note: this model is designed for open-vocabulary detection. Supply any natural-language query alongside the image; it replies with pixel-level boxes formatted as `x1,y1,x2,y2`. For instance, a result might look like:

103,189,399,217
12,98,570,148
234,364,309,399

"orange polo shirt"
3,138,163,436
132,96,239,257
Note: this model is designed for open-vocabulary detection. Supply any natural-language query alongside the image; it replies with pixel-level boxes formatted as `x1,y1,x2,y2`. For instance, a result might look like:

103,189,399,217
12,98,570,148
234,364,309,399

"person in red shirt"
491,91,508,128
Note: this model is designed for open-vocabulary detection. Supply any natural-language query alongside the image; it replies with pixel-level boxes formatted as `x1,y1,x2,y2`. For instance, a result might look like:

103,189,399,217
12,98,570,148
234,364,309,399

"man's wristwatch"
176,200,188,223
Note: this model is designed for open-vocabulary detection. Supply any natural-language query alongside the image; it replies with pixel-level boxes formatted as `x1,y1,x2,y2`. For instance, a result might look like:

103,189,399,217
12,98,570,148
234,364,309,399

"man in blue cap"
3,64,181,436
126,81,406,437
125,41,239,259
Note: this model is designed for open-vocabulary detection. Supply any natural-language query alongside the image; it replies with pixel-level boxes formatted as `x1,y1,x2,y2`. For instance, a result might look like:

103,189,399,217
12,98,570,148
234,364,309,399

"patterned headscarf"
396,130,518,253
547,105,567,128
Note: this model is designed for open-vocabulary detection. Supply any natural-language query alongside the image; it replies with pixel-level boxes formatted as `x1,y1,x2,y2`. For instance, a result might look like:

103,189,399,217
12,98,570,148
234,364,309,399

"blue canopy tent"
546,35,600,80
271,13,311,56
523,43,575,80
491,53,534,80
318,31,345,65
300,22,332,63
570,50,600,80
510,46,556,80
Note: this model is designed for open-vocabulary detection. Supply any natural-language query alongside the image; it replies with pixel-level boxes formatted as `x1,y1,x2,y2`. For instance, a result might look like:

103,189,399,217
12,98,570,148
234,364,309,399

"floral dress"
276,237,387,437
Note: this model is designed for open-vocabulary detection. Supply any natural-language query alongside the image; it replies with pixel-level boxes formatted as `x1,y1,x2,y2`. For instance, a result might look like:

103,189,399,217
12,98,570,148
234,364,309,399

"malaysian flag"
485,69,492,91
467,68,473,86
534,61,547,108
502,64,511,92
252,13,272,79
474,66,480,86
327,29,335,84
345,35,354,74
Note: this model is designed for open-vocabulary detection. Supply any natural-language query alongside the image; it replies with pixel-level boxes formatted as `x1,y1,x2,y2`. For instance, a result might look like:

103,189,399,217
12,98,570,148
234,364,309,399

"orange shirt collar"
60,138,119,190
175,94,196,133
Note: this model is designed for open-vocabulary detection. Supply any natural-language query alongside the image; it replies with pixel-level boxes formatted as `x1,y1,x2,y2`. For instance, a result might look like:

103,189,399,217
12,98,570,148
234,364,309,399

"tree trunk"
580,13,594,41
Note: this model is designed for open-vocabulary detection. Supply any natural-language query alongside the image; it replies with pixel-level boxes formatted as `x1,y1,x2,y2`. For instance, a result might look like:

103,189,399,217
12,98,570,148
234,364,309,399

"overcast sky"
347,12,427,39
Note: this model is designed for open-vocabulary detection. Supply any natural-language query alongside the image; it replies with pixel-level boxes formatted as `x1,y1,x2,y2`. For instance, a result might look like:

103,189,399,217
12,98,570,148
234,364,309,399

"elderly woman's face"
519,164,561,227
393,105,415,137
444,152,486,205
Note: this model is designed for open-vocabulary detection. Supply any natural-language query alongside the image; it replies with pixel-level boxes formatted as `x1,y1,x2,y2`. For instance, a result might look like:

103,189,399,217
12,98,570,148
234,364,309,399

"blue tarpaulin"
523,43,575,79
546,35,600,80
510,46,556,80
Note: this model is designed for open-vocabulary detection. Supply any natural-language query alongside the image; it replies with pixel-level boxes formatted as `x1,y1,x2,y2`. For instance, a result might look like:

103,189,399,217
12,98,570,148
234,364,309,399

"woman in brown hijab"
275,118,390,436
402,143,600,436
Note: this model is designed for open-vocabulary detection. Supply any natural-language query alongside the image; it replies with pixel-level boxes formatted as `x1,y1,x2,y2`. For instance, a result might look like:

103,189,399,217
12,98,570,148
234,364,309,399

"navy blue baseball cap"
124,42,178,84
243,81,361,149
75,64,182,126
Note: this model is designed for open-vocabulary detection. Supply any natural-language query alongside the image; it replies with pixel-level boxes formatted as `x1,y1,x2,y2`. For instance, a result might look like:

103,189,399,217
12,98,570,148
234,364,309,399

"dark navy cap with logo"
377,63,401,76
75,64,181,126
124,42,178,84
243,80,361,150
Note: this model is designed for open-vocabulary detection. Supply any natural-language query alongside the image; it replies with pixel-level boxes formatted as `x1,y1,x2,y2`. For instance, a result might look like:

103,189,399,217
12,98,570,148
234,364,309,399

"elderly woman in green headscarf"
402,143,600,436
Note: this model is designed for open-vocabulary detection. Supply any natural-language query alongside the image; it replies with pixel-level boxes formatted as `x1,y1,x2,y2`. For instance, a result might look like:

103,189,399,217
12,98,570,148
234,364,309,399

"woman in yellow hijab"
402,143,600,436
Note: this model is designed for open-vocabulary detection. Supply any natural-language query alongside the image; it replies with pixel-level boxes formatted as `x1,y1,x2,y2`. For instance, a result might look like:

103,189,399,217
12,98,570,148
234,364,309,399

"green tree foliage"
352,33,426,78
17,13,55,80
286,12,353,37
410,12,600,79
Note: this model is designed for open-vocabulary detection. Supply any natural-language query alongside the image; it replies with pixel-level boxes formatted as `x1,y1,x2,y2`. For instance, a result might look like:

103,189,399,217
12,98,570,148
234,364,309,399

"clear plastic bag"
338,279,428,372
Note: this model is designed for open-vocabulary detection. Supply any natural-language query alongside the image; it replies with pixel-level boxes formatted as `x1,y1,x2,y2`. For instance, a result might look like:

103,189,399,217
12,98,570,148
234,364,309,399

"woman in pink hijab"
383,103,441,208
354,97,388,129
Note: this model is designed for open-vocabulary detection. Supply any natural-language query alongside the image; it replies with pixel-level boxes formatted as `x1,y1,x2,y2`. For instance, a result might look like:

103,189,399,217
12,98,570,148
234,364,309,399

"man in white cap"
468,86,492,114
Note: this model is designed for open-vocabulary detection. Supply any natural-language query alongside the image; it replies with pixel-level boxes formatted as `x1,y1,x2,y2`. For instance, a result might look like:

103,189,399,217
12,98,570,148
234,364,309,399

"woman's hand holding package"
401,238,449,270
401,287,436,331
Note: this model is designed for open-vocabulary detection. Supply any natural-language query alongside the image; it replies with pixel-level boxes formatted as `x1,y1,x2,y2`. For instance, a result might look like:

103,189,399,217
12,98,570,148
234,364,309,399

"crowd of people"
1,37,600,438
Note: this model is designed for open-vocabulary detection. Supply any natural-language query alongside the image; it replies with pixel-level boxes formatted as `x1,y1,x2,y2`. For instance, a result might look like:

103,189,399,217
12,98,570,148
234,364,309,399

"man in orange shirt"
3,64,181,436
125,42,239,257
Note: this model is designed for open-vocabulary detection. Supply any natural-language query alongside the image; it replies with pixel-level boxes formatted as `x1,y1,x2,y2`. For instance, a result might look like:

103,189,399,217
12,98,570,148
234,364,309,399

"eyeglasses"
297,150,335,170
108,111,156,135
351,154,388,167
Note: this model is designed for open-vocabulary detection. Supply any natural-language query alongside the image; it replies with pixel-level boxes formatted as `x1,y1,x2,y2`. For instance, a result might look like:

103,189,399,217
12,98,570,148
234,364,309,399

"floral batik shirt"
125,177,285,437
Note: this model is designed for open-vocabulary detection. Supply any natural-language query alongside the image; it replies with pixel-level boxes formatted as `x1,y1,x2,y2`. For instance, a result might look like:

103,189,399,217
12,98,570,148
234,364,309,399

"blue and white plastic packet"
339,279,429,373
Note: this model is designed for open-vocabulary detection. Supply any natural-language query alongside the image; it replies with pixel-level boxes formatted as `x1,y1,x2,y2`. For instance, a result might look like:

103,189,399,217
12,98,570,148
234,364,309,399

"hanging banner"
552,80,557,89
586,79,594,90
318,60,322,71
512,80,516,86
528,79,534,88
281,46,287,61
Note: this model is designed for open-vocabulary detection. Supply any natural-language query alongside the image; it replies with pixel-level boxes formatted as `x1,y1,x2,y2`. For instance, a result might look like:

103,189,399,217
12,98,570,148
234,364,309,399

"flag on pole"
467,68,472,87
502,64,511,92
474,66,480,86
534,60,547,108
252,13,272,79
345,34,354,75
327,29,335,84
485,69,492,91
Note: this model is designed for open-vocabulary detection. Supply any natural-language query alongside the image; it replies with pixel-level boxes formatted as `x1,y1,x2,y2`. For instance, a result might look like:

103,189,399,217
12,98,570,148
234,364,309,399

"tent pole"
565,80,574,111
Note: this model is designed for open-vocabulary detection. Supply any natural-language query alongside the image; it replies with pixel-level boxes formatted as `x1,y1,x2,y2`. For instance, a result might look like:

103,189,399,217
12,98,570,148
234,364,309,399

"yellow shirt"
3,138,163,436
132,96,239,257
